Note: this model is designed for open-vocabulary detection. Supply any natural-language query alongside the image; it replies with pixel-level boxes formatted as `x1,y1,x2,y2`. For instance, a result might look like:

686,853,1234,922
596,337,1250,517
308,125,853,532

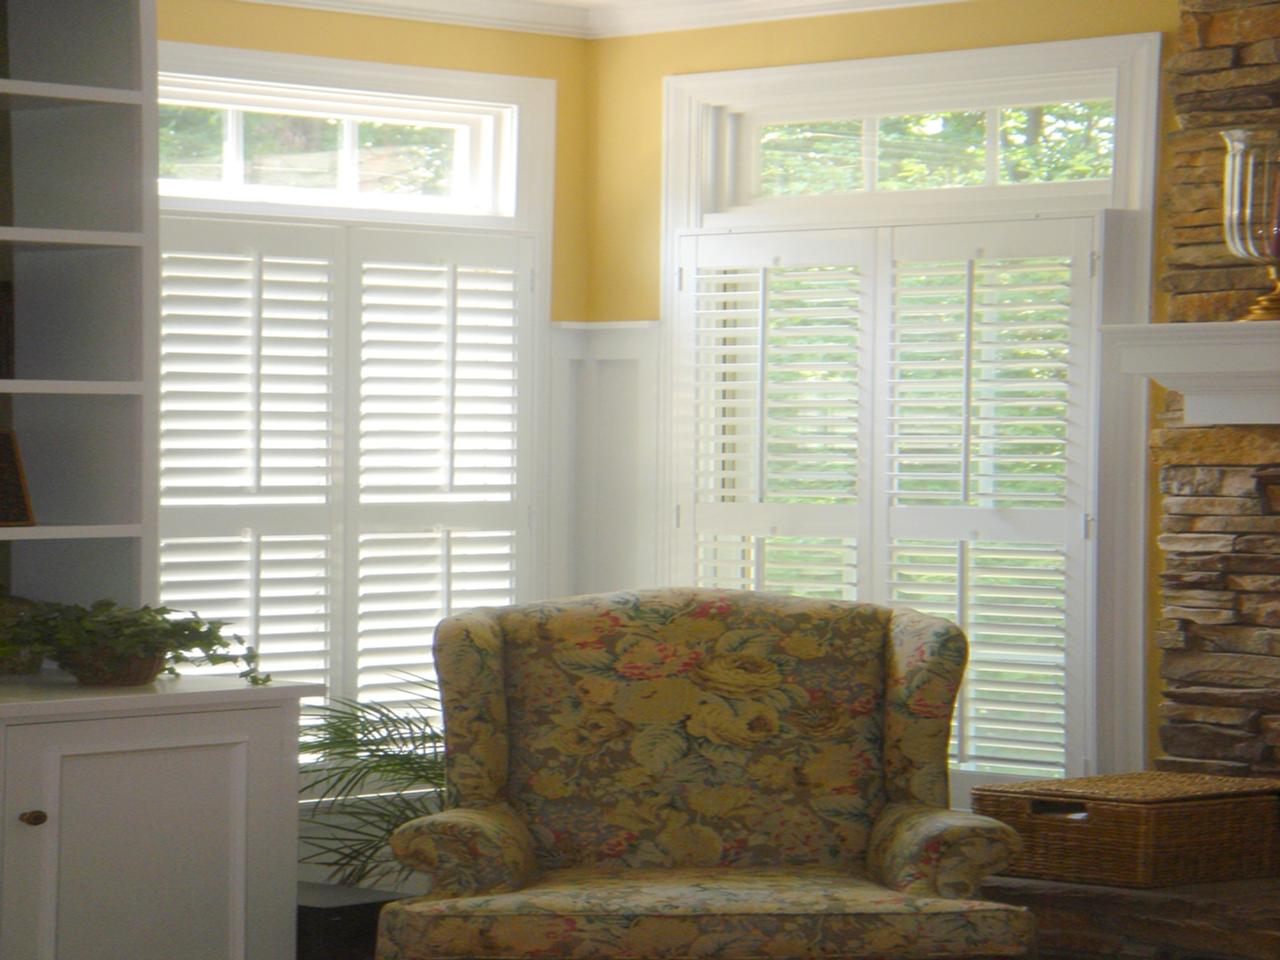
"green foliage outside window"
158,104,224,181
756,99,1114,198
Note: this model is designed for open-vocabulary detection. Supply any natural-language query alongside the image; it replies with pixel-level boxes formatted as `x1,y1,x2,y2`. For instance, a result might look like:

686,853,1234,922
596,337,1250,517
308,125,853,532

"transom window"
159,75,515,216
759,99,1115,197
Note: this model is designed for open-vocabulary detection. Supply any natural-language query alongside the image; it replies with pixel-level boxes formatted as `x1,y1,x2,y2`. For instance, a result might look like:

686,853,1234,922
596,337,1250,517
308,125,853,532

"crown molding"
588,0,942,38
239,0,593,37
238,0,945,39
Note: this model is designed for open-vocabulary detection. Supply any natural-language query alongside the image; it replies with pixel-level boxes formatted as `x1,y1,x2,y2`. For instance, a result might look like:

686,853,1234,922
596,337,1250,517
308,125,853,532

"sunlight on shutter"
160,251,333,506
694,265,860,506
359,262,517,504
159,533,330,693
889,256,1071,509
890,539,1067,776
357,530,515,705
697,533,857,600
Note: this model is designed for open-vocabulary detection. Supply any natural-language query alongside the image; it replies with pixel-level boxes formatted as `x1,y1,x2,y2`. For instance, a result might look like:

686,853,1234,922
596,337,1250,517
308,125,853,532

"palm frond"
299,673,447,886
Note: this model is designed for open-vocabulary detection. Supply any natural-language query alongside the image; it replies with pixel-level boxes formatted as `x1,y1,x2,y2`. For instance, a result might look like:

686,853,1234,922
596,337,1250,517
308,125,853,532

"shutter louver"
889,256,1071,509
160,250,333,506
360,261,517,504
159,533,330,691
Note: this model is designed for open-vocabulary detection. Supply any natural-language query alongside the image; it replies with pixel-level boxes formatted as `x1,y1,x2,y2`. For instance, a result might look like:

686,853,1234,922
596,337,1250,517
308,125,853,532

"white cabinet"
0,0,158,605
0,675,322,960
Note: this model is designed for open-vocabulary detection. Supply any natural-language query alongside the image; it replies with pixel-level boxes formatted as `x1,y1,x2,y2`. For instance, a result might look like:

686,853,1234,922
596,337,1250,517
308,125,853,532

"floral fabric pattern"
390,803,537,899
496,590,891,869
884,610,968,808
377,864,1035,959
868,802,1023,900
383,589,1032,959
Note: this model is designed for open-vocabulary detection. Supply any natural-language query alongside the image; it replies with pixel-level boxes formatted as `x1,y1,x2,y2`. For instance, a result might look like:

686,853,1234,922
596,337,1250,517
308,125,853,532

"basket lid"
972,771,1280,804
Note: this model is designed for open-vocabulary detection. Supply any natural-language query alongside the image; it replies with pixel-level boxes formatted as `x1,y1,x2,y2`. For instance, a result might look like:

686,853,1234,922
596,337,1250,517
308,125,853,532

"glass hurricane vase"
1222,127,1280,321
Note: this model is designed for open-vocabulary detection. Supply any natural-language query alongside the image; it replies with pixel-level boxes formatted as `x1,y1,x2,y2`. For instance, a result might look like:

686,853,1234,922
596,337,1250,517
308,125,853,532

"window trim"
660,33,1162,779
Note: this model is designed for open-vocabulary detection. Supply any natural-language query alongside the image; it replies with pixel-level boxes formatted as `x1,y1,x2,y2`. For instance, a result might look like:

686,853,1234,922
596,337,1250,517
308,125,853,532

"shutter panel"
159,533,330,692
160,223,335,506
883,219,1093,787
351,227,530,705
693,264,861,506
358,246,518,504
889,256,1072,509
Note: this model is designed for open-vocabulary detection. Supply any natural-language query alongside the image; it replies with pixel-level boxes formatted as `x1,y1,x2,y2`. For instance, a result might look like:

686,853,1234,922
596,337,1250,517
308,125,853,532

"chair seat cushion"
378,865,1034,959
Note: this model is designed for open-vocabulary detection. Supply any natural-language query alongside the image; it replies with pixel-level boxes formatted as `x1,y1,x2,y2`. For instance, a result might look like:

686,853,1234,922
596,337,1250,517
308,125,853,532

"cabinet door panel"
1,707,295,960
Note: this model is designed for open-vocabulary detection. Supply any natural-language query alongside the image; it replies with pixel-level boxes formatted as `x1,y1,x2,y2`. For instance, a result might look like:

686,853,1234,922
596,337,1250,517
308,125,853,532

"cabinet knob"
18,810,48,826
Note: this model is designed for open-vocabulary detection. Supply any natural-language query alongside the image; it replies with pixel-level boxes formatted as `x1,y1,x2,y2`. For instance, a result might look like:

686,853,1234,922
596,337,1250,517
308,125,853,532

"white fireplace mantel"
1101,322,1280,425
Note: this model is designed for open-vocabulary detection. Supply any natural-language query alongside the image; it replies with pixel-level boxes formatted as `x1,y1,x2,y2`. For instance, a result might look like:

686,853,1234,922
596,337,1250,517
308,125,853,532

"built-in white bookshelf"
0,0,156,606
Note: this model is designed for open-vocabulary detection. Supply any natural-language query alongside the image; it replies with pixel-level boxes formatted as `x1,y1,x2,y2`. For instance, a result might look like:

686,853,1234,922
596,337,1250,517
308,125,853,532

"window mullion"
986,107,1000,186
226,108,245,187
340,118,359,194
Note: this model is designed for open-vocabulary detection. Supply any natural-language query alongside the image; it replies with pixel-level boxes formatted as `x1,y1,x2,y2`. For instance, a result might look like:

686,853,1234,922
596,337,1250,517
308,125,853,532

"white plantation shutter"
677,218,1096,793
879,219,1093,793
159,216,533,706
350,228,528,704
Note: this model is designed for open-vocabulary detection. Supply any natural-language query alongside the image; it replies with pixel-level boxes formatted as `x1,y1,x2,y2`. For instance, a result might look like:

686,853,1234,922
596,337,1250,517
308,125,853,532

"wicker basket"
972,772,1280,888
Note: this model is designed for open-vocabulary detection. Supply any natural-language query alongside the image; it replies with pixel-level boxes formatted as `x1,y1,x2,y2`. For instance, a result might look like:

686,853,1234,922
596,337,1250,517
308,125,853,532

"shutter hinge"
1089,251,1100,278
677,267,685,292
1082,512,1094,540
674,503,682,528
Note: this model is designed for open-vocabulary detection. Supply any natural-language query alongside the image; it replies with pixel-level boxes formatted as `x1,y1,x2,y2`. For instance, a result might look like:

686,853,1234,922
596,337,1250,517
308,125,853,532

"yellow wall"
157,0,591,322
589,0,1181,319
160,0,1180,762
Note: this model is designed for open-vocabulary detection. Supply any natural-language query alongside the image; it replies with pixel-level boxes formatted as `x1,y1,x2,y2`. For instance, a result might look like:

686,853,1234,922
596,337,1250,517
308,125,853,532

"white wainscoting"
550,322,663,596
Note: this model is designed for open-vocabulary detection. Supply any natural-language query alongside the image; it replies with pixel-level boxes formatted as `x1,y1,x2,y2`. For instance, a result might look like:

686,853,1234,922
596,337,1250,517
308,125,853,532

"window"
758,99,1116,198
158,78,514,216
665,35,1160,797
156,45,554,707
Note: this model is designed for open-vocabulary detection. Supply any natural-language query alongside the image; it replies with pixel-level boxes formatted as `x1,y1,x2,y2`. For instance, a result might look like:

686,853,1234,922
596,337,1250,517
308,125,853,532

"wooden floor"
982,875,1280,960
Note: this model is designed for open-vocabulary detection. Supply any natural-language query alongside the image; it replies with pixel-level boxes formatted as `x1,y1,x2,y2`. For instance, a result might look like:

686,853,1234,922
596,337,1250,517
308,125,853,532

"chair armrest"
868,801,1022,899
389,802,537,898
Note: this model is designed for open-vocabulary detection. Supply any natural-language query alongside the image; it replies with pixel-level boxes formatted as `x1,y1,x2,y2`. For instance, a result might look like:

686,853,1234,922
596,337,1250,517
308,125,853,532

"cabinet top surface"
0,674,325,718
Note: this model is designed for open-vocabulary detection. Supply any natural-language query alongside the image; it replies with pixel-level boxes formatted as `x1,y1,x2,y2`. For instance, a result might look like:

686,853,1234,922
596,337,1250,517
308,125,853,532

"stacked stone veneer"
1156,465,1280,776
1150,0,1280,776
1164,0,1280,321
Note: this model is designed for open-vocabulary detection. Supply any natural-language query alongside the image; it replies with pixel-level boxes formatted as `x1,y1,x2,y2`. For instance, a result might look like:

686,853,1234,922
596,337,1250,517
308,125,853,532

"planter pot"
57,650,168,686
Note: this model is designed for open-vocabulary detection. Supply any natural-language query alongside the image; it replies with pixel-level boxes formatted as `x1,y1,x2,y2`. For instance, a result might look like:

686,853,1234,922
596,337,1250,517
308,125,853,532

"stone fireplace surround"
1153,0,1280,776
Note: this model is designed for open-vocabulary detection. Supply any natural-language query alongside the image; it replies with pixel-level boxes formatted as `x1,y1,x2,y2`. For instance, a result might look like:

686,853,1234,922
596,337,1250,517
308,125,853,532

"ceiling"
239,0,945,38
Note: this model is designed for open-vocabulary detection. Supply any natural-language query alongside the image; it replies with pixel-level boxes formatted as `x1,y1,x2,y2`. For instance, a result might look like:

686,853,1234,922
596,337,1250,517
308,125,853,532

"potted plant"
300,676,445,887
0,599,268,686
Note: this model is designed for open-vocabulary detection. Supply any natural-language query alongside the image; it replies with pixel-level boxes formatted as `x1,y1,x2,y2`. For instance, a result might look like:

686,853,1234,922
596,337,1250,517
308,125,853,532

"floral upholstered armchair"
378,589,1033,960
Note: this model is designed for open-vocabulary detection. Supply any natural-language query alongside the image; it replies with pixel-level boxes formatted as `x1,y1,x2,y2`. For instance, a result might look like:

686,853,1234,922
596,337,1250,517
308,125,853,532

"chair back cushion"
495,589,892,870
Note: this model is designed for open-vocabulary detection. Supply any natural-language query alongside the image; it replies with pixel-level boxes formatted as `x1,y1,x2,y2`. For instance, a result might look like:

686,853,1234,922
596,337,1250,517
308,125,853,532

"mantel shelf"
1101,322,1280,426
